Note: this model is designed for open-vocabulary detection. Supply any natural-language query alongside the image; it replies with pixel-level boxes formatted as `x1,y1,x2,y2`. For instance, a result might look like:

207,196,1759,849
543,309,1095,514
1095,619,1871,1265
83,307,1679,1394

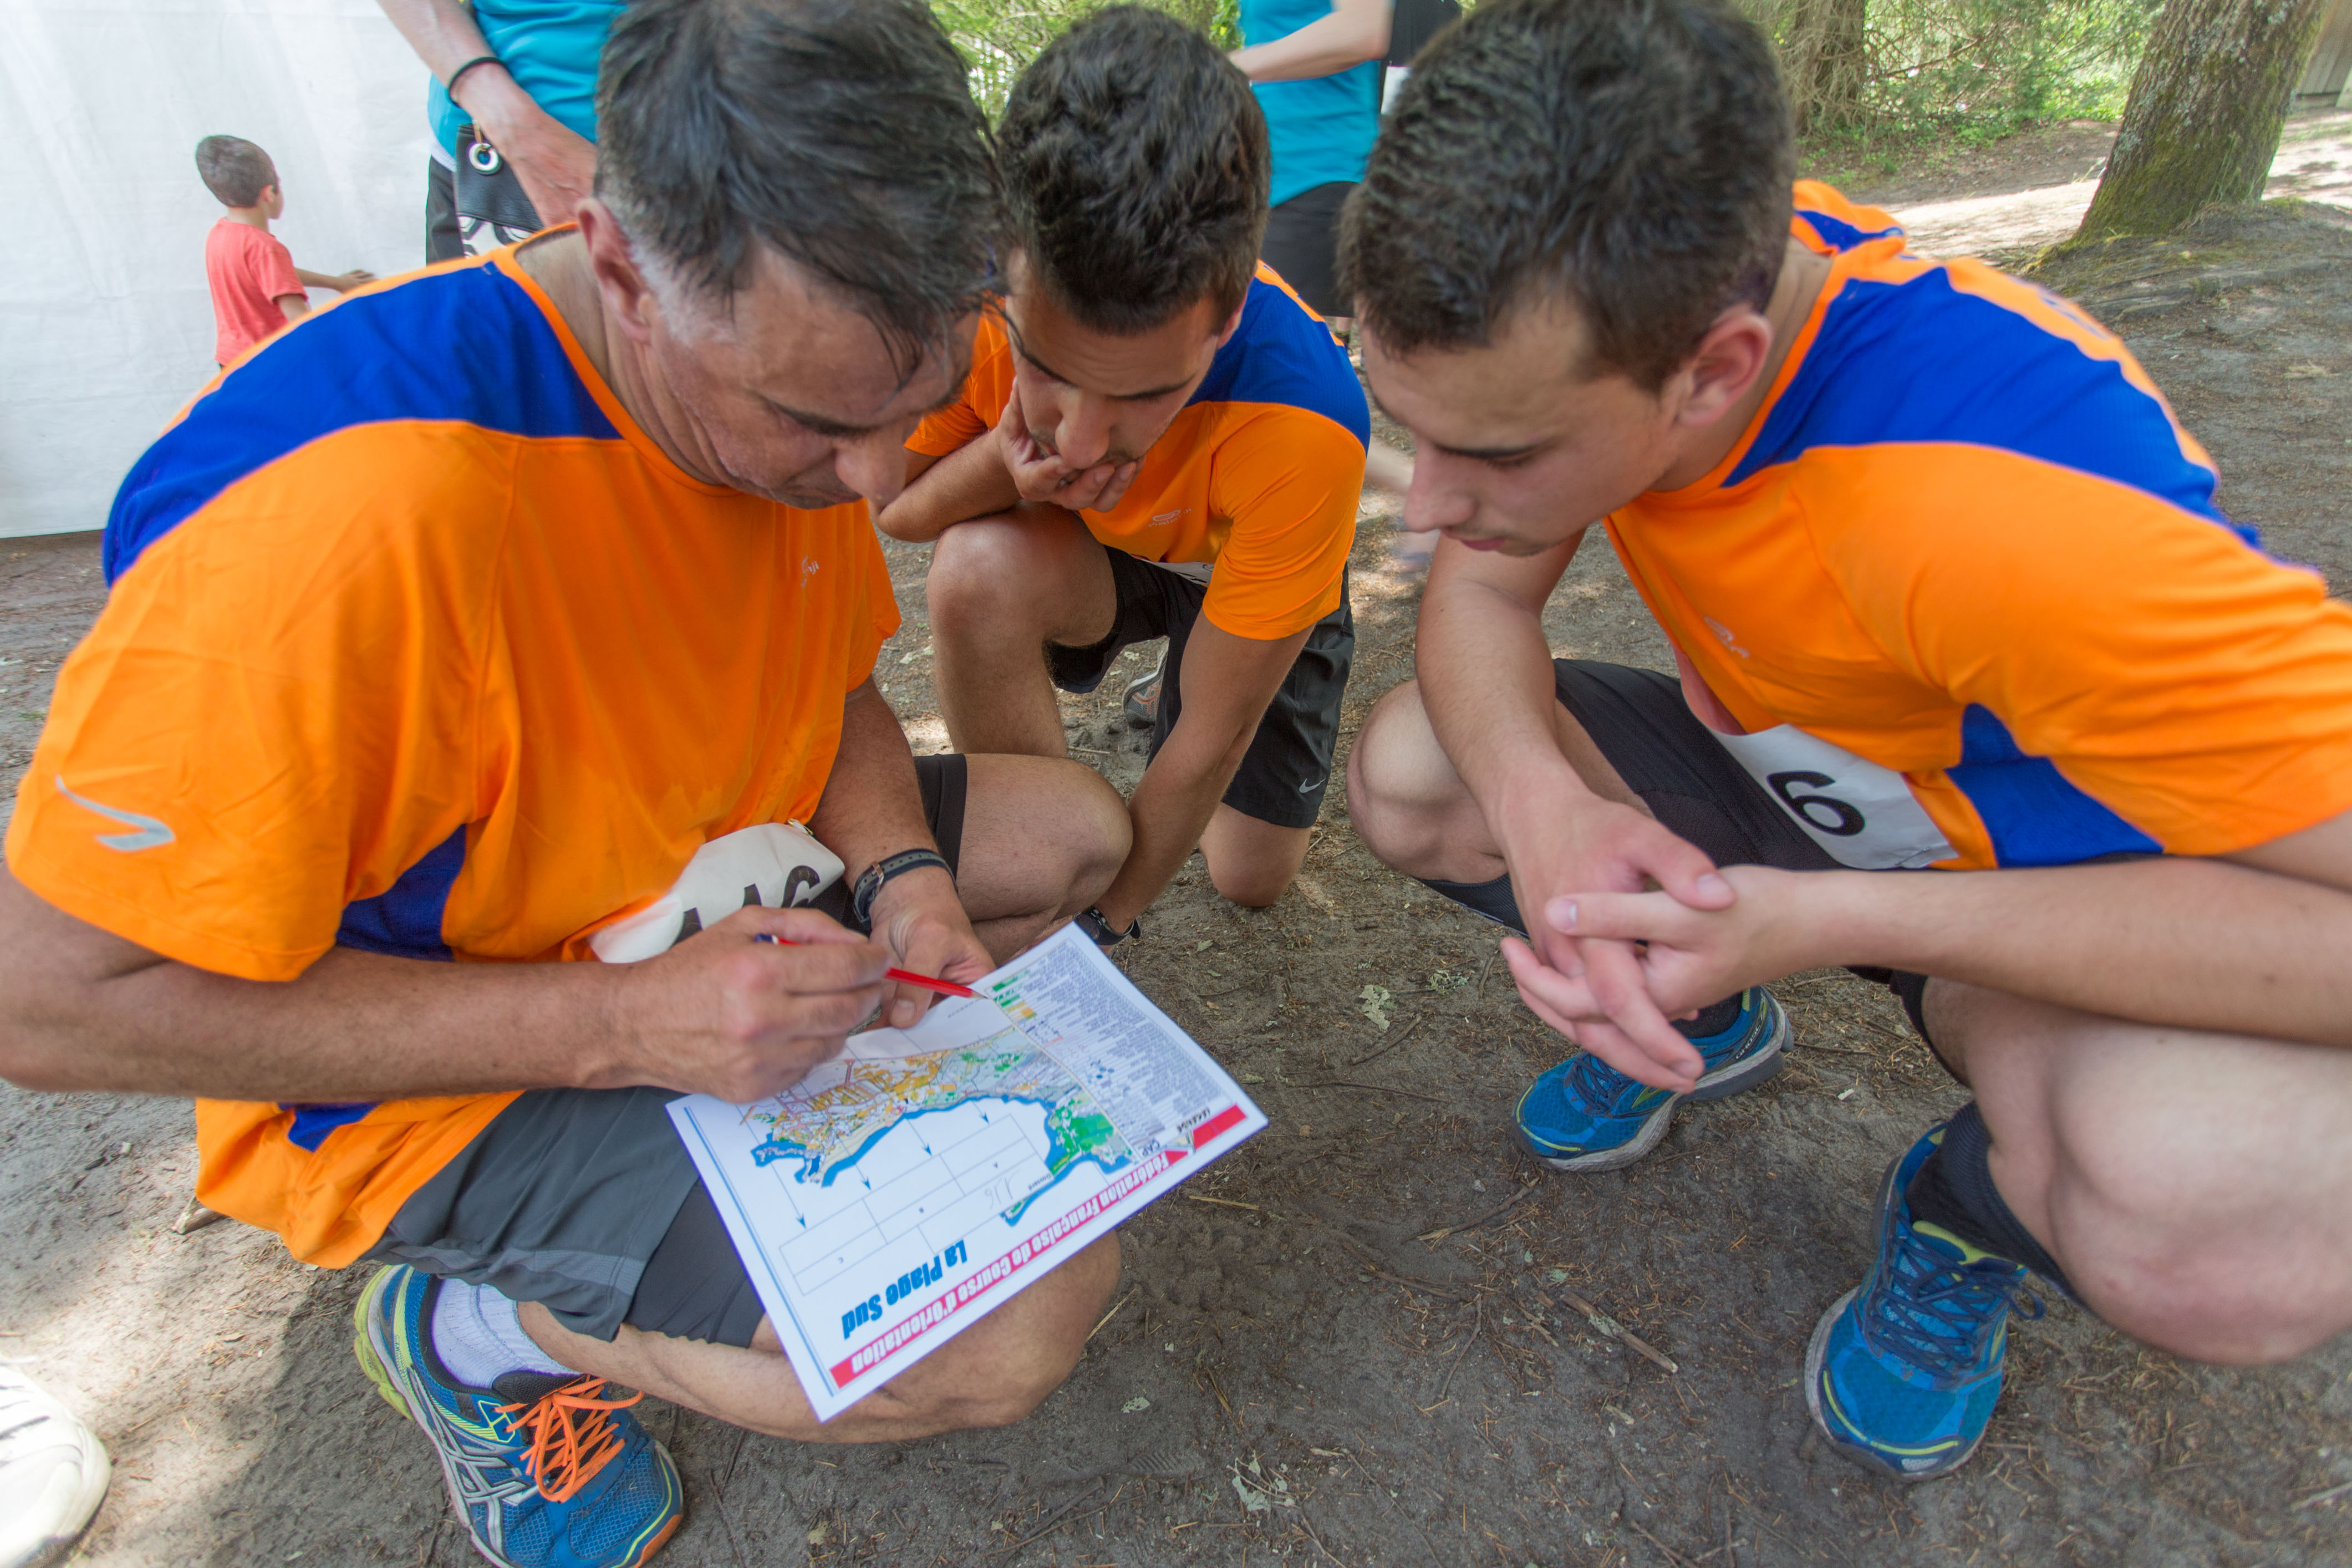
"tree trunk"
1783,0,1871,134
2073,0,2331,242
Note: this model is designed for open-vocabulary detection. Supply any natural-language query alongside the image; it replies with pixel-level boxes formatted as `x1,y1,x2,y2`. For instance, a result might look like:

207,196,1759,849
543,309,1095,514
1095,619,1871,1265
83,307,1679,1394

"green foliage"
934,0,2152,147
1750,0,2160,145
930,0,1241,119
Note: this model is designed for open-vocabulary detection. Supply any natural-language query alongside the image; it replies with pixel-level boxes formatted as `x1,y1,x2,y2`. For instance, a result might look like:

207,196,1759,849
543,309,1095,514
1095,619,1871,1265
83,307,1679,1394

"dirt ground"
4,115,2351,1568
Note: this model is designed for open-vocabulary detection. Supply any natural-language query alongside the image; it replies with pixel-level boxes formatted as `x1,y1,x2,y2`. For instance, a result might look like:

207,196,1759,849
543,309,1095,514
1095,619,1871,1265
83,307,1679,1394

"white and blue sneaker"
354,1265,683,1567
1805,1122,2044,1481
1514,986,1788,1172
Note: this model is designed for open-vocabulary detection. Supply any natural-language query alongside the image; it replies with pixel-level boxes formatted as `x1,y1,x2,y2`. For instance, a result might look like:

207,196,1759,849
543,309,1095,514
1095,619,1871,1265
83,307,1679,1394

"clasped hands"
1495,794,1814,1094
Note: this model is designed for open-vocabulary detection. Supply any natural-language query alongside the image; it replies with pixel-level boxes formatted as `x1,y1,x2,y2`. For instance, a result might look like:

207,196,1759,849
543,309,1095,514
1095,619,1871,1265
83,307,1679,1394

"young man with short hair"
1,4,1129,1564
1343,0,2352,1480
878,6,1369,943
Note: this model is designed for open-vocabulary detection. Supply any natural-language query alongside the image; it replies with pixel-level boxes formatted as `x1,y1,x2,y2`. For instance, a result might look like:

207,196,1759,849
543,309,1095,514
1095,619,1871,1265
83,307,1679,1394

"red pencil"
882,967,979,999
754,933,979,999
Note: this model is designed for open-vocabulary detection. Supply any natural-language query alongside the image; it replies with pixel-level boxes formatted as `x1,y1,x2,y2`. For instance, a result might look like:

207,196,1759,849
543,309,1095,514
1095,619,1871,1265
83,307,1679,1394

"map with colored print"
669,923,1264,1421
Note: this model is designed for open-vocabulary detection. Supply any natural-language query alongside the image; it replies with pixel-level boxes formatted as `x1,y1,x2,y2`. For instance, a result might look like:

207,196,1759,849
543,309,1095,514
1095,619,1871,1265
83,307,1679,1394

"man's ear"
574,199,658,345
1671,305,1774,431
1214,298,1246,349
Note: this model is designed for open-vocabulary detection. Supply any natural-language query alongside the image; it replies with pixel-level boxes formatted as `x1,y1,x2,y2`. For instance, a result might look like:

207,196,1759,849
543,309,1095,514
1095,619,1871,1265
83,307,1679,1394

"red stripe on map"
828,1147,1179,1388
1190,1104,1244,1149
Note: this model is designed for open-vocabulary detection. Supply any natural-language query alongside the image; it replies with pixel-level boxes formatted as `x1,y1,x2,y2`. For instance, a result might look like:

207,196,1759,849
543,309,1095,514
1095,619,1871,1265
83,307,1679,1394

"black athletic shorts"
362,754,970,1347
1047,549,1353,831
1421,660,1938,1049
1260,180,1355,319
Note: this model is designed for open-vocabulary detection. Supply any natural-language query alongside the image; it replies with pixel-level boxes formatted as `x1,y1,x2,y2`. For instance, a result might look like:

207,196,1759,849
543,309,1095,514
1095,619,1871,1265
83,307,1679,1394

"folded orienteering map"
668,922,1265,1421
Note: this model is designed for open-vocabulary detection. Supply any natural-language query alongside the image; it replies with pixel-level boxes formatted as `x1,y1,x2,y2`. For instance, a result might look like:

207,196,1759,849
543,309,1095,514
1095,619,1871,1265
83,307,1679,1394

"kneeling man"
0,3,1128,1563
878,7,1370,941
1346,0,2352,1480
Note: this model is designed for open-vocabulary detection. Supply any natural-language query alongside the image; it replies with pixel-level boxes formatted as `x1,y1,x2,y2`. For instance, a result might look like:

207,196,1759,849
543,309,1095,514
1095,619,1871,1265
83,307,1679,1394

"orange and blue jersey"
908,262,1368,640
6,241,899,1266
1611,182,2352,870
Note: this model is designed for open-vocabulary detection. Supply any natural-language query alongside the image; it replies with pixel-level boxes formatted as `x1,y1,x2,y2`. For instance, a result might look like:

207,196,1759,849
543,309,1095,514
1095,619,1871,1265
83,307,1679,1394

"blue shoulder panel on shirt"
284,1101,378,1152
336,823,466,963
1725,265,2241,541
1795,202,1903,251
105,262,619,583
1188,277,1370,447
289,823,472,1147
1947,705,2162,867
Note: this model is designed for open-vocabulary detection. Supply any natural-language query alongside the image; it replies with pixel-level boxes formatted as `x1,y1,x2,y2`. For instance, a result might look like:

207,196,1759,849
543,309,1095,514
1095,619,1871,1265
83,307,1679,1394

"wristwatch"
850,848,952,932
1075,905,1142,948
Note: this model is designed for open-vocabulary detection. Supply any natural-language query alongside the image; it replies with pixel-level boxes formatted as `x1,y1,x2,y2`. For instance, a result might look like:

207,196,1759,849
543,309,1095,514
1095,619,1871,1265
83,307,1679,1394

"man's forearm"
1417,537,1597,825
808,681,945,876
0,875,628,1100
1096,737,1243,929
1799,857,2352,1047
375,0,571,155
1230,0,1390,82
376,0,496,83
1093,622,1306,926
875,440,1019,543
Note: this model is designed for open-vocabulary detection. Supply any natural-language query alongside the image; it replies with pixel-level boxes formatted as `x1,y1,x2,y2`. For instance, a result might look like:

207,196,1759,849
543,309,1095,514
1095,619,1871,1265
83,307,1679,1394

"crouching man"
1345,0,2352,1481
877,8,1370,944
0,3,1129,1563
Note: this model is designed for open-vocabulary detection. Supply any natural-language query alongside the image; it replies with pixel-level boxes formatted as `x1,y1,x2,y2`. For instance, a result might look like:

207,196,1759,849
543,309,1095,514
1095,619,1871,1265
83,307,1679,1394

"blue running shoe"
1515,986,1788,1172
354,1265,683,1567
1805,1122,2044,1482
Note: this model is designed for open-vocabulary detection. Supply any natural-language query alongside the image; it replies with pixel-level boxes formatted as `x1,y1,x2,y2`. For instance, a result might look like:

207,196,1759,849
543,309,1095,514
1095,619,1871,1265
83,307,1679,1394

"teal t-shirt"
1242,0,1383,207
427,0,625,155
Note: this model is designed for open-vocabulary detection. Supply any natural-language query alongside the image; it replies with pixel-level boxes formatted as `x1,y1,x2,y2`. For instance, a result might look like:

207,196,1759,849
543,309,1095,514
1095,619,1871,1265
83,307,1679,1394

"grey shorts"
364,754,970,1347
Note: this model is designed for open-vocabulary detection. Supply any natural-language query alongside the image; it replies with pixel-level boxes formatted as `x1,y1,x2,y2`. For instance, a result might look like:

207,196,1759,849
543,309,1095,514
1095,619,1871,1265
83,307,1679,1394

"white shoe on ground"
0,1365,110,1568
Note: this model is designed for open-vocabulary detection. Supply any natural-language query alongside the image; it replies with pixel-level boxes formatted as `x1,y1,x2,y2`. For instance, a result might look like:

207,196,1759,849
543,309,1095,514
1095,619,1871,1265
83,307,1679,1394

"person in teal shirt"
1231,0,1389,326
379,0,624,261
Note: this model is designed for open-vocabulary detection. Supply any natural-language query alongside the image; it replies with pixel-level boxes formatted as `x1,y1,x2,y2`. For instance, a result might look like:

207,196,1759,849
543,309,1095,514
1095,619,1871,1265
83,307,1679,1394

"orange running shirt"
907,263,1368,639
1606,183,2352,871
6,244,899,1266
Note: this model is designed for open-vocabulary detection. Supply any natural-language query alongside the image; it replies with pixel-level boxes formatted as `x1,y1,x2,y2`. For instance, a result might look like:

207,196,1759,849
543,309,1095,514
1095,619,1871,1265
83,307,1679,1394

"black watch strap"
851,848,952,931
1076,905,1142,948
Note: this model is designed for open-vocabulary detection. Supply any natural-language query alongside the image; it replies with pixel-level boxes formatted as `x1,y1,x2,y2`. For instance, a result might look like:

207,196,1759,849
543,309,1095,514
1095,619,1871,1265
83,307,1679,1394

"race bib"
1708,725,1956,870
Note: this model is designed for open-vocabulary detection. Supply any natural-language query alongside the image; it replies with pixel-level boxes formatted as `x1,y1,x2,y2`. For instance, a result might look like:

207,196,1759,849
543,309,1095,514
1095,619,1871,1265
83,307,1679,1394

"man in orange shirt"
879,8,1369,944
0,4,1127,1565
1343,0,2352,1485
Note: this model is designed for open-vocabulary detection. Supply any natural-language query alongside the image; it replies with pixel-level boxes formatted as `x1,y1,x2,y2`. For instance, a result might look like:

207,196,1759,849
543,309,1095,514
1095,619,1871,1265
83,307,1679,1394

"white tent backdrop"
0,0,432,538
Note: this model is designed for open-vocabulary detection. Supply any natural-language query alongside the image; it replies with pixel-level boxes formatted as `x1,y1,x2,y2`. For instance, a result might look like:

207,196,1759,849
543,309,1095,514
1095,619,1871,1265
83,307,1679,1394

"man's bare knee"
1966,1005,2352,1365
1209,866,1288,908
925,515,1032,634
945,1235,1121,1427
1061,765,1132,909
1346,680,1478,878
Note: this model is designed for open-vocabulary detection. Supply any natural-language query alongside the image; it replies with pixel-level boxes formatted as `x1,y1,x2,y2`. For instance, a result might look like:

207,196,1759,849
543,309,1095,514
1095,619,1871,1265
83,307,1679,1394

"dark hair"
195,136,276,208
997,6,1269,335
1341,0,1794,390
595,0,999,373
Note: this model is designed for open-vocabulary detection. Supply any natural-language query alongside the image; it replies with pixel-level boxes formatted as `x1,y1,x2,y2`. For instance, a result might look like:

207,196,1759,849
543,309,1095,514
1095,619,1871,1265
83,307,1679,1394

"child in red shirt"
195,135,374,366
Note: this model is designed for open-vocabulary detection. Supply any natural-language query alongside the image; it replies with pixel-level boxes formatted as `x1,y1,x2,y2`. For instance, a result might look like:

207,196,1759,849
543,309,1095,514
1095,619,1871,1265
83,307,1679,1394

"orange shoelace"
499,1376,646,1503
